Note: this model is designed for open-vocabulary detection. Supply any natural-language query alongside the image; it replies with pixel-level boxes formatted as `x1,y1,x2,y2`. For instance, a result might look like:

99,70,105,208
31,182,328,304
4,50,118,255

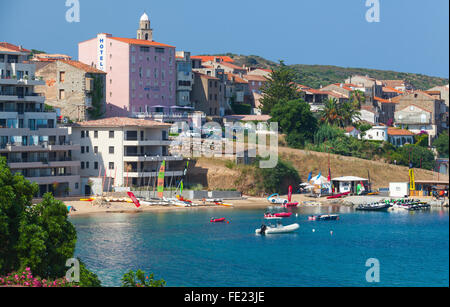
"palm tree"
319,98,344,127
350,90,366,109
340,100,361,127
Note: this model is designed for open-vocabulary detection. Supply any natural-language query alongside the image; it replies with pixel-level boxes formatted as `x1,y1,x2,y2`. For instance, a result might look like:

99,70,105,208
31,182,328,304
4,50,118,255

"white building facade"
69,117,184,195
0,43,81,197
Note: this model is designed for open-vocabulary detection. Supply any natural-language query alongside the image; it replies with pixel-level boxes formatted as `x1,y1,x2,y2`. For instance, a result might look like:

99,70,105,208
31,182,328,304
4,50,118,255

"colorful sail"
288,185,292,202
157,161,166,198
307,171,312,182
183,160,189,176
180,180,184,195
409,169,415,191
127,192,141,208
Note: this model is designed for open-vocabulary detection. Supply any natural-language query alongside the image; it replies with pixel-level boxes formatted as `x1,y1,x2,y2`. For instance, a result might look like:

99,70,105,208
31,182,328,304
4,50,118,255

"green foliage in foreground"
254,157,301,195
121,269,166,287
0,157,101,286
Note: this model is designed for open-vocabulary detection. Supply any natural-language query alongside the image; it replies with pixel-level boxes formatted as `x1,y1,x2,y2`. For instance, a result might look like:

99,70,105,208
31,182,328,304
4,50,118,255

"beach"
65,194,332,216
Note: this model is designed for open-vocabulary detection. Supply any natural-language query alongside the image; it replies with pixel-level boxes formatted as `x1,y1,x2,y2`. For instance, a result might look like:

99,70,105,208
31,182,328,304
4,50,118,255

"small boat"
264,214,282,220
215,202,234,207
255,223,299,235
210,218,226,223
356,203,391,211
274,212,292,218
266,193,288,205
308,215,340,221
283,202,299,207
327,192,350,199
80,198,94,202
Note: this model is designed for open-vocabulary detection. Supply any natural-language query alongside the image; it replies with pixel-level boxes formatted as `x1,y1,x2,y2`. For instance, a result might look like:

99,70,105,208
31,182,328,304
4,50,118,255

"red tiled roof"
60,60,106,74
383,86,404,94
387,127,415,136
0,42,31,53
109,37,175,48
191,55,234,63
243,74,268,82
224,115,271,122
374,96,396,104
217,62,246,71
194,71,219,80
227,73,248,84
72,117,171,128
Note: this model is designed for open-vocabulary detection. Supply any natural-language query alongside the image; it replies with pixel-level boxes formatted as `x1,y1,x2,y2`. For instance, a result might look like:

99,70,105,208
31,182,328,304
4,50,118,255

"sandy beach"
65,194,330,217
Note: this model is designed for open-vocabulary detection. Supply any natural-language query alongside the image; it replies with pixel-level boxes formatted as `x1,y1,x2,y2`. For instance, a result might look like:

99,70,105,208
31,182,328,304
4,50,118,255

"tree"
350,90,366,109
255,158,301,195
0,157,101,286
16,193,77,278
259,61,300,114
0,157,38,275
319,98,343,127
270,99,318,148
433,131,449,158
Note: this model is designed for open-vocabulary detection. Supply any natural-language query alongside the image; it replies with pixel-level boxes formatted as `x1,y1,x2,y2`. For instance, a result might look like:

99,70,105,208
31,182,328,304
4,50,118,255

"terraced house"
0,42,81,197
34,59,106,121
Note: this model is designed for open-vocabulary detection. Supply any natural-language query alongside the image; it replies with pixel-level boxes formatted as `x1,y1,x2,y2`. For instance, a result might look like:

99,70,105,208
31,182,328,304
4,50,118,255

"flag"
307,171,312,182
183,160,189,176
180,180,184,194
288,185,292,202
327,168,331,182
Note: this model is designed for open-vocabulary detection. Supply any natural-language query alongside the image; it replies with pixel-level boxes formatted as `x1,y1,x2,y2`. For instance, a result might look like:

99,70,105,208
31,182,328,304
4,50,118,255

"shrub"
121,269,166,287
254,157,301,195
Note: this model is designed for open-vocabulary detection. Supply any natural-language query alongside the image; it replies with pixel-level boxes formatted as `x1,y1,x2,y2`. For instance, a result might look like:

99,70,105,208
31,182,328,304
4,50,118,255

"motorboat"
327,192,350,199
308,215,340,221
264,212,292,219
356,203,391,211
255,223,299,235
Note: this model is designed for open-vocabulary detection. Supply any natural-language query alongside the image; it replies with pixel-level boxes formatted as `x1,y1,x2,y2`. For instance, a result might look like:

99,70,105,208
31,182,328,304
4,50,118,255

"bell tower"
137,12,153,41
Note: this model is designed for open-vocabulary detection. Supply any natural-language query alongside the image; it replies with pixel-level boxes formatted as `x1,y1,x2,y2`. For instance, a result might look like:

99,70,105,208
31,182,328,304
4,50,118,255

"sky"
0,0,448,78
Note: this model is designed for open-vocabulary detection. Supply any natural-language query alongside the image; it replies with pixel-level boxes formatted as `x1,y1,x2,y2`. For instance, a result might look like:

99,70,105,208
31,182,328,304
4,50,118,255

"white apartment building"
0,42,81,197
69,117,184,195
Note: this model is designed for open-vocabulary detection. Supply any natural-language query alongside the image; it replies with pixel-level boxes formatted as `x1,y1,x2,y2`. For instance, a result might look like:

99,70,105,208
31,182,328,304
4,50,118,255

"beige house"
35,60,106,121
69,117,184,195
392,90,448,143
191,72,224,116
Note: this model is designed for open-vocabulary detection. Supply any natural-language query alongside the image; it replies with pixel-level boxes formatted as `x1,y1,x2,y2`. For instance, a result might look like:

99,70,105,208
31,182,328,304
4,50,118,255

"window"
59,89,65,100
94,162,98,169
86,162,89,169
59,71,65,83
86,131,89,138
86,146,89,153
81,146,84,154
81,161,85,169
94,146,98,154
75,183,79,189
81,131,85,138
109,131,114,138
109,162,114,170
109,146,114,154
94,131,98,138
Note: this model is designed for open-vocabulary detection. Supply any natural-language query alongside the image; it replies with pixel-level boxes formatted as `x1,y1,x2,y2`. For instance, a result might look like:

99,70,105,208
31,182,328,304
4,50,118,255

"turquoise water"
71,206,449,287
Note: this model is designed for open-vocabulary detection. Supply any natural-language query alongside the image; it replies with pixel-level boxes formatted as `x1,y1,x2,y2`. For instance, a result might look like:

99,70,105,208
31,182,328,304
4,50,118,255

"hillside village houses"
1,12,449,197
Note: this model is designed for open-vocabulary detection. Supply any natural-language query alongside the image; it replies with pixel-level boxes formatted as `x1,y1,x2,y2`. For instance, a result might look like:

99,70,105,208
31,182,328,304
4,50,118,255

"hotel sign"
97,34,107,72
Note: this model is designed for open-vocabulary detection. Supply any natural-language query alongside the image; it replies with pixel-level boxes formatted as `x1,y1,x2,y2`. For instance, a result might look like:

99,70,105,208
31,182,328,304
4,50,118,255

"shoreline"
65,194,449,217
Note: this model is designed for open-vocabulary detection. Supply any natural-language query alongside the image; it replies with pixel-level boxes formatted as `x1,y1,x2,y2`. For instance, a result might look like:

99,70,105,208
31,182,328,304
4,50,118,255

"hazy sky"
0,0,448,77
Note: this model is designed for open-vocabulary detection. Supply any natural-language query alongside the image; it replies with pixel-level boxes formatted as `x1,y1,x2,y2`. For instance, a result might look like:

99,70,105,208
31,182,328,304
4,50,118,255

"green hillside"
201,53,449,90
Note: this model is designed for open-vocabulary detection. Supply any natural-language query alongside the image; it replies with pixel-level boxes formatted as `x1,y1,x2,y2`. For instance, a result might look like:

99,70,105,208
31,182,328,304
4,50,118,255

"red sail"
288,185,292,202
127,192,141,208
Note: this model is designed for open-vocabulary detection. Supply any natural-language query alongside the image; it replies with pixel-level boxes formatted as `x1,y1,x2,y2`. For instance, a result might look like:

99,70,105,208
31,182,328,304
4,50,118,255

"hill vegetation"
201,53,449,90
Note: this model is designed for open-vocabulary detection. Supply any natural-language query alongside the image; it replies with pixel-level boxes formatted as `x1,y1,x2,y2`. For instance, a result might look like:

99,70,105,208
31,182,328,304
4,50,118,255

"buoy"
312,229,315,233
330,231,333,236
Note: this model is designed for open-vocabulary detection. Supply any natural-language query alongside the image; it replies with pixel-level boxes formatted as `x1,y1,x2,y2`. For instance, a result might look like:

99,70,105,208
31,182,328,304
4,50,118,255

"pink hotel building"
78,13,177,117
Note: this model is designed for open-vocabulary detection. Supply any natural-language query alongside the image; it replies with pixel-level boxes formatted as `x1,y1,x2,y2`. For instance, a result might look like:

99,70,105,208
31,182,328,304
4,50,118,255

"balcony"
25,174,80,186
123,139,173,146
123,155,183,162
1,141,80,152
126,170,184,178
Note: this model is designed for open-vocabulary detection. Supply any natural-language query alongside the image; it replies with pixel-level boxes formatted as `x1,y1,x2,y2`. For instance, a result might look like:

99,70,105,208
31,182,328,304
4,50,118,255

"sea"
71,206,449,287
